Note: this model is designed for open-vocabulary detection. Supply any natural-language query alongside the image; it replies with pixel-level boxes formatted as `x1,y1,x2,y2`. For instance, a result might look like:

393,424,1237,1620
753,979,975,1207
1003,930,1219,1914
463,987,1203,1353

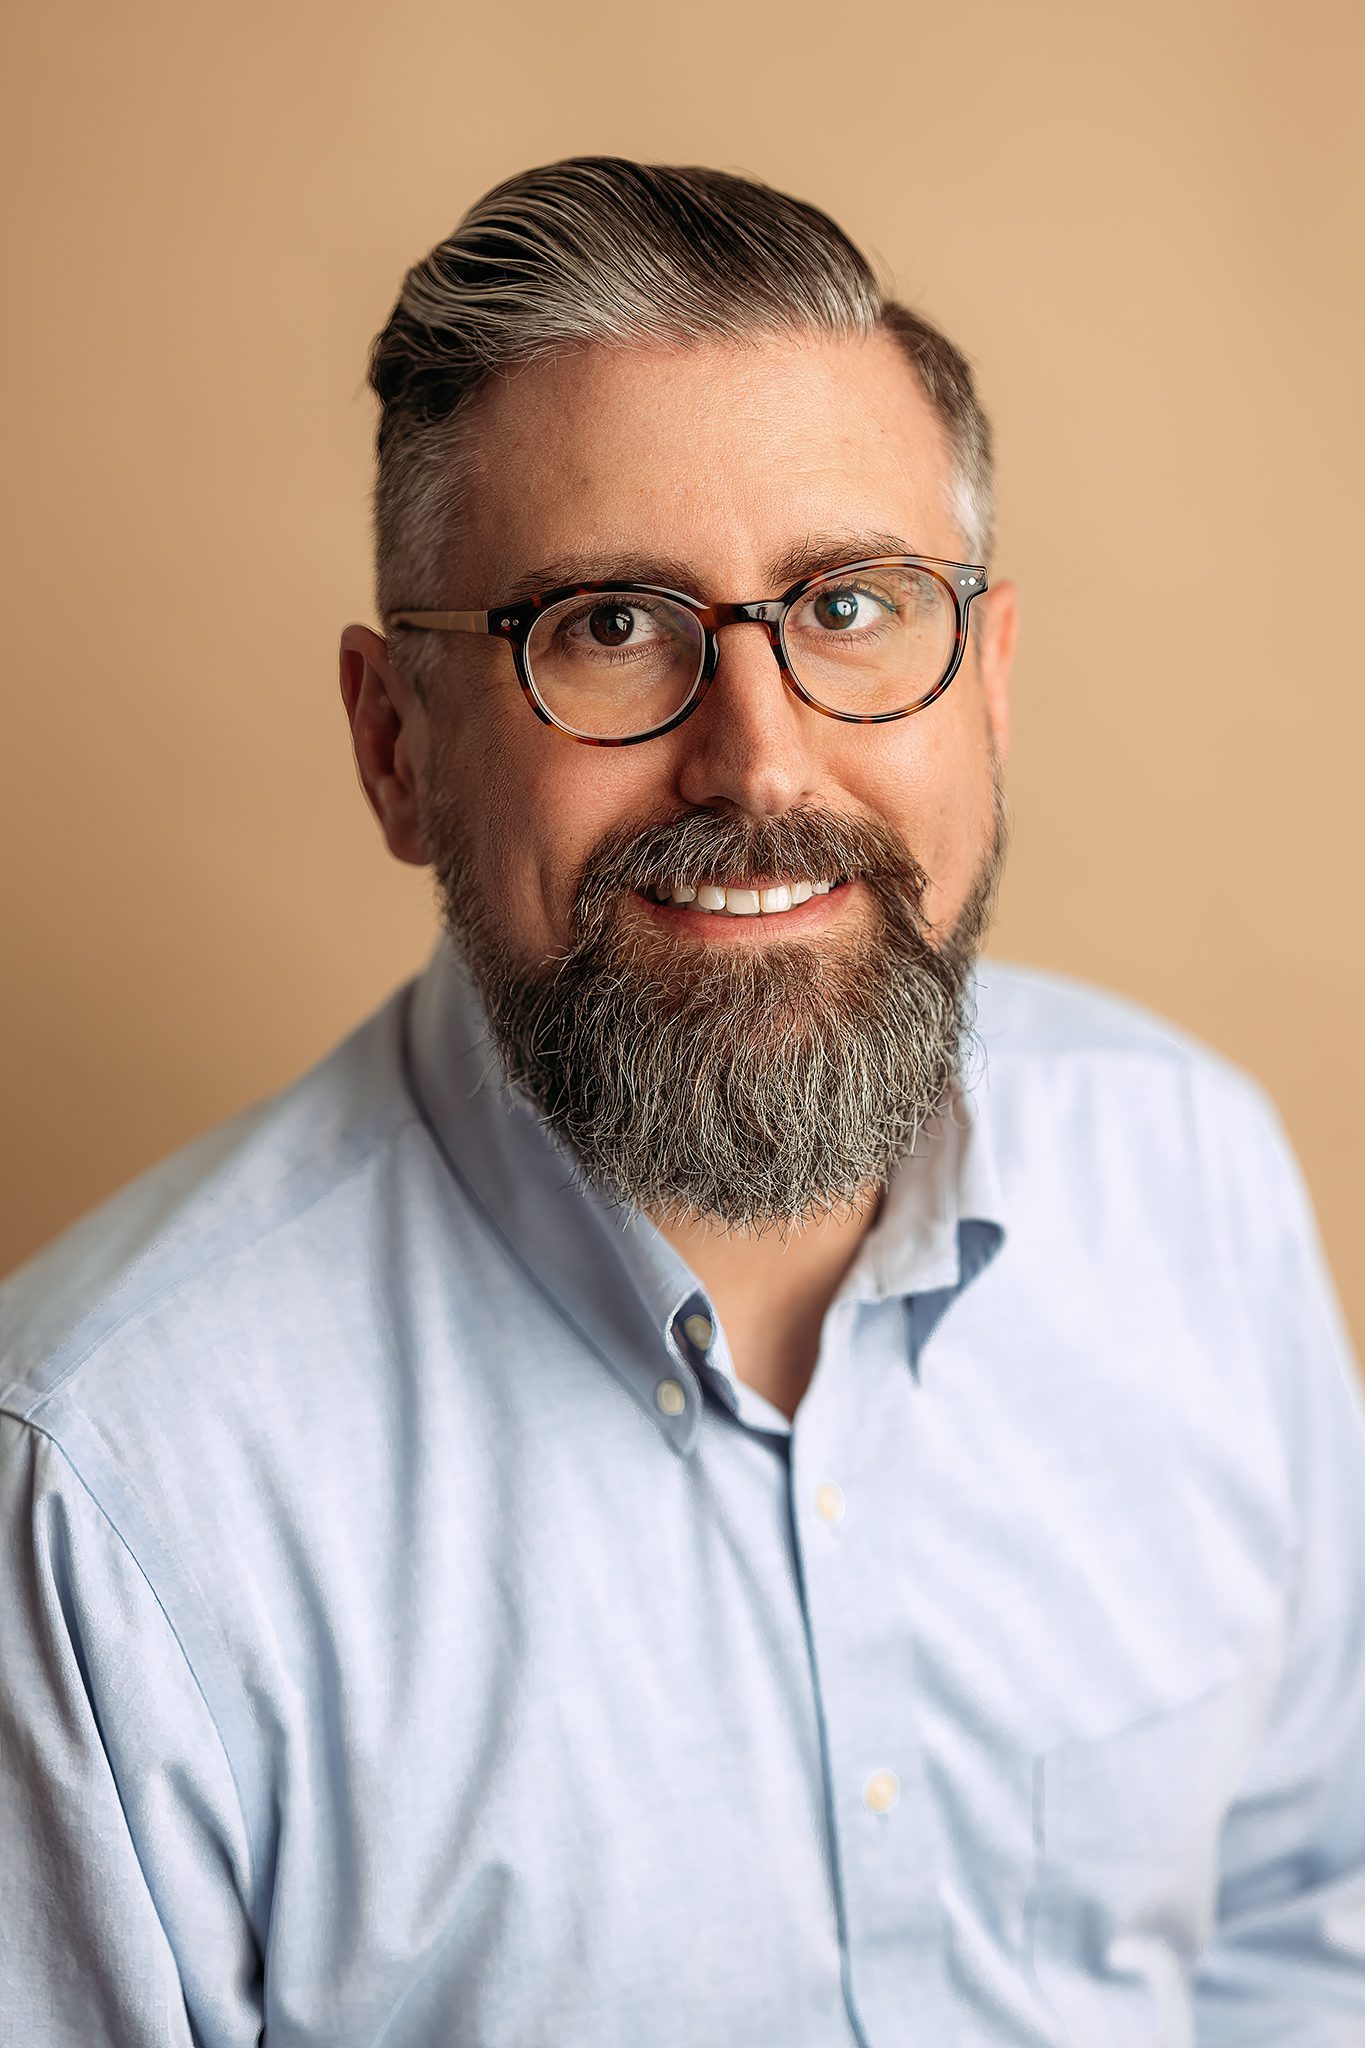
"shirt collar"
401,933,1007,1446
837,1067,1007,1308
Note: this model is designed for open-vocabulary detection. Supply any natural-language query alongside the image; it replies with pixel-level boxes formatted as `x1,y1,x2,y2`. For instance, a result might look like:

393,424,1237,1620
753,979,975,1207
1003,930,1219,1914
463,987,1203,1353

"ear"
973,579,1018,764
338,623,431,867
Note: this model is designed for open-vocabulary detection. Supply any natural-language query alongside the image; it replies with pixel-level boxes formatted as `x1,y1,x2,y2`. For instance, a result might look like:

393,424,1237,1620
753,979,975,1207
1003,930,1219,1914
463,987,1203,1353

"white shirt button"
655,1378,687,1417
682,1313,714,1351
815,1482,845,1524
863,1769,900,1815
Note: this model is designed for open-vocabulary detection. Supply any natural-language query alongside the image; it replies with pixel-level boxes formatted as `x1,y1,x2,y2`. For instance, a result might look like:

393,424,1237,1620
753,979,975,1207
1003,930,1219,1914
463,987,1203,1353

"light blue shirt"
3,935,1364,2047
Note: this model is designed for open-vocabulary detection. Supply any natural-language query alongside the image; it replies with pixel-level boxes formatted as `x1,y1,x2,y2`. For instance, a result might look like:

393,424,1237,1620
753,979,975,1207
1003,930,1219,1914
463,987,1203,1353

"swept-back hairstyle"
369,157,994,693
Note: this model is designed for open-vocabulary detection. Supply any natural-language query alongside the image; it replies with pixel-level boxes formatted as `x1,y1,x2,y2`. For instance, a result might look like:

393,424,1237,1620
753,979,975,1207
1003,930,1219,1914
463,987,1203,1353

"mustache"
572,805,933,934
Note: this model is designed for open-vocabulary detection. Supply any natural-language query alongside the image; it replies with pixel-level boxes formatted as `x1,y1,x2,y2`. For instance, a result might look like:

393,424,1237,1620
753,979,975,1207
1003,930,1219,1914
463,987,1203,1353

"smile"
638,878,845,918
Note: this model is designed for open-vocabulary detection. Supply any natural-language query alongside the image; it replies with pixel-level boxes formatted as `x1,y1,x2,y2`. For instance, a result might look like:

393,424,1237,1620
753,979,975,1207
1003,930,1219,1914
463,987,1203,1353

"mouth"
632,876,850,919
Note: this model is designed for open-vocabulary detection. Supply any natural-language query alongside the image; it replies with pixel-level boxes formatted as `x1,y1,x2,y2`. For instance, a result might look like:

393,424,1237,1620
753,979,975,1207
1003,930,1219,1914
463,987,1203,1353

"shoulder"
0,976,421,1430
968,957,1305,1260
973,956,1232,1068
971,955,1280,1124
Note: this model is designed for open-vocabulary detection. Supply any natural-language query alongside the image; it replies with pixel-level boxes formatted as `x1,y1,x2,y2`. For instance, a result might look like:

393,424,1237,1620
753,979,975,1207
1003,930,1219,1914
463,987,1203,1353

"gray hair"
369,157,995,691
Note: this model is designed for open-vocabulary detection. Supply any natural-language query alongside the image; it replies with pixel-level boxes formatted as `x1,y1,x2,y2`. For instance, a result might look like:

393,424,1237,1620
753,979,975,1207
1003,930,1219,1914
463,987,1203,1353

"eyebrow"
497,531,918,605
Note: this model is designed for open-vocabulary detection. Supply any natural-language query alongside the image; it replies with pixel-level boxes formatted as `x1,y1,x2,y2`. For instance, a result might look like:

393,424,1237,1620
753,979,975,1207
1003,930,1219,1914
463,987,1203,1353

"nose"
673,620,819,818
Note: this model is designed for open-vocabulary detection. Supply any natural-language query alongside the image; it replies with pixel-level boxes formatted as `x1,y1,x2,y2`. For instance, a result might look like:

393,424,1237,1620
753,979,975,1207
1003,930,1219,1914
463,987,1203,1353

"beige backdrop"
3,0,1361,1361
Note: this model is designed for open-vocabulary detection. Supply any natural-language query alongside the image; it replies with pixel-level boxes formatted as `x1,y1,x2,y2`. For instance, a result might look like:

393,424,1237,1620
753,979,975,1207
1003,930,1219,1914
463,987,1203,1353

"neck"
654,1190,882,1420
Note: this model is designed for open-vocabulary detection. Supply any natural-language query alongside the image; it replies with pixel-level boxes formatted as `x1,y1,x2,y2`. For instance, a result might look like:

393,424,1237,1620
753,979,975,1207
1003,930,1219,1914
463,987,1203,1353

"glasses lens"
782,563,957,715
526,593,705,739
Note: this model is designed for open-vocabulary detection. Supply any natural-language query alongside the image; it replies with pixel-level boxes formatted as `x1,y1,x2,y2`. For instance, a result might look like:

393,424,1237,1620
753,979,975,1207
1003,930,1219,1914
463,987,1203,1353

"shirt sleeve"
1191,1084,1365,2042
0,1413,262,2047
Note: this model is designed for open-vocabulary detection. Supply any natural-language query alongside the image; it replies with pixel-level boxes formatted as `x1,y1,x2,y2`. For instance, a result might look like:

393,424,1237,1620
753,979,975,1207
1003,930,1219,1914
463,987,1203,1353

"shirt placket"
789,1295,956,2047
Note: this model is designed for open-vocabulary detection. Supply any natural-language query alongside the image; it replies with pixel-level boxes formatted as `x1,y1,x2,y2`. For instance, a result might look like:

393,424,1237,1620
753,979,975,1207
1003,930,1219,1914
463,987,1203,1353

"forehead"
453,328,960,594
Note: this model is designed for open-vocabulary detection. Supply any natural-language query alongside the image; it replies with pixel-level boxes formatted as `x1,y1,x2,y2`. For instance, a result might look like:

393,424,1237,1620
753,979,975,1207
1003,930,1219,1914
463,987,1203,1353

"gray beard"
423,777,1008,1231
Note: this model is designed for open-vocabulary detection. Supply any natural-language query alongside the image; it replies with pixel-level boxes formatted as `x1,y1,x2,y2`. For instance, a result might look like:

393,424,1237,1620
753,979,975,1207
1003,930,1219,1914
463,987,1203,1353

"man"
1,156,1362,2047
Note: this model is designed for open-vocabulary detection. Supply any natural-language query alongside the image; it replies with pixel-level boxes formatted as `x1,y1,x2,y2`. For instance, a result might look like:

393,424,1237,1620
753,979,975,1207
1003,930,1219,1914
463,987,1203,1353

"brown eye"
589,605,637,646
550,595,685,669
813,589,864,631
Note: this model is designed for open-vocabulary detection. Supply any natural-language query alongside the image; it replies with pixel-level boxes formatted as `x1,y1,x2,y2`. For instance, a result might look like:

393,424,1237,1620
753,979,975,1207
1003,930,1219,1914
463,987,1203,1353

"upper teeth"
649,879,835,915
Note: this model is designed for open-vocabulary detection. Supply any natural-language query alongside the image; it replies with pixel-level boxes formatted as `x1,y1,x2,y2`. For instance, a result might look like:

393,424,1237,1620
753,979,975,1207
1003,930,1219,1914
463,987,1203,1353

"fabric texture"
2,934,1363,2046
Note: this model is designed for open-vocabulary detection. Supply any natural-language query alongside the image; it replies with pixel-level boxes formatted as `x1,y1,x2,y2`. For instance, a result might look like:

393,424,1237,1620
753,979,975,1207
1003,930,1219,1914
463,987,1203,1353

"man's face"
415,327,1012,972
344,326,1017,1226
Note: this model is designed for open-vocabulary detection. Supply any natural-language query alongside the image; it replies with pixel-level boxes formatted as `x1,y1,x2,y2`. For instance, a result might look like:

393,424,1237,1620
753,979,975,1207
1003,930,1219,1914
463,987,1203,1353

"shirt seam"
2,1098,418,1428
9,1413,264,1931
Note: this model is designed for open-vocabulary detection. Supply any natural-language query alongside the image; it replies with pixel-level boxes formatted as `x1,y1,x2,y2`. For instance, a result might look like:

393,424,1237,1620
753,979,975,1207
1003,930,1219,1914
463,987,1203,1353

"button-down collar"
403,933,1007,1443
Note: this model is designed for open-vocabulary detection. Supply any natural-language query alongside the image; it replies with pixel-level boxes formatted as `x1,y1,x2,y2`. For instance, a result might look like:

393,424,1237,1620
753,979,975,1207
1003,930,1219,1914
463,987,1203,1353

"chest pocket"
1024,1660,1273,2047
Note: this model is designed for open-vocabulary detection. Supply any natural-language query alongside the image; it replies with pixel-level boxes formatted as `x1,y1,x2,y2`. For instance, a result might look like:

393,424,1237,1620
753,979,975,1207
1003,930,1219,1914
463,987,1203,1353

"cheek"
843,699,996,911
461,714,662,950
425,699,552,940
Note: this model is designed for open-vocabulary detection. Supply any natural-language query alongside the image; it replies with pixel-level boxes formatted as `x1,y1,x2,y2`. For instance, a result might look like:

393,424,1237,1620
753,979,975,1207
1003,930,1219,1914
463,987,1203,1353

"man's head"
340,158,1018,1230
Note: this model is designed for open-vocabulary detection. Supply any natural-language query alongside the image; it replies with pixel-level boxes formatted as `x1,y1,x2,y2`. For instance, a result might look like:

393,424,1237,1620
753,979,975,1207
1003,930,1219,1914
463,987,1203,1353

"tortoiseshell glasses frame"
386,554,989,748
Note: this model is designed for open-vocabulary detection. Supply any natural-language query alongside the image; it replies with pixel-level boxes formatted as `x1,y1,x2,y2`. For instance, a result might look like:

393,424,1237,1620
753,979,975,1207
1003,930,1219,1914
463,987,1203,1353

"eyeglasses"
387,555,988,747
